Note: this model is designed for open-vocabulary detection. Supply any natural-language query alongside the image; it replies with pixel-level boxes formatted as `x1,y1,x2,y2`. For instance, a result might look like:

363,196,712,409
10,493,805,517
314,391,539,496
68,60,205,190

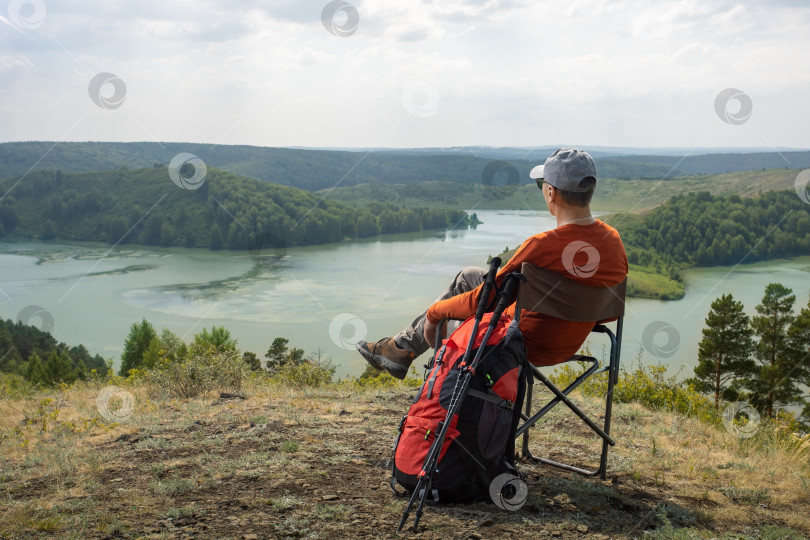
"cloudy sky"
1,0,809,150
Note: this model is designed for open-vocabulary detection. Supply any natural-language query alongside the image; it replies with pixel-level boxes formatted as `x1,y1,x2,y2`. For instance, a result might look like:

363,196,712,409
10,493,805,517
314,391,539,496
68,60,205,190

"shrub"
549,357,810,463
346,364,423,389
746,414,810,462
271,358,336,388
0,372,31,397
549,360,719,424
147,348,246,398
190,326,237,356
142,329,187,370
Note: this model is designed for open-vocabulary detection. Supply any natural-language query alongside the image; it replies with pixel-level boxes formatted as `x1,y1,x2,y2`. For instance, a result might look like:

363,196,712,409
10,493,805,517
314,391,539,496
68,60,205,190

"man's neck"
555,207,594,228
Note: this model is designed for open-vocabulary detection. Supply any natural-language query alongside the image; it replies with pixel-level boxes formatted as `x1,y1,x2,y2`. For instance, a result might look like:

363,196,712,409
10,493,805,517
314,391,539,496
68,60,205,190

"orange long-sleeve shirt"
426,220,628,366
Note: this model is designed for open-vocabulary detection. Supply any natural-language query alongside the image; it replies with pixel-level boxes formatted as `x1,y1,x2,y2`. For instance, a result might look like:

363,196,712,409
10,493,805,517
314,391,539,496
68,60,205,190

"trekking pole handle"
487,256,501,282
489,272,522,326
475,257,501,319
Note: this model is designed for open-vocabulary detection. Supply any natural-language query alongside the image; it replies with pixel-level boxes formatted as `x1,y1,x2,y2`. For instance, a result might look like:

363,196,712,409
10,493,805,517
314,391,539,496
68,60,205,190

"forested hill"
0,142,514,191
0,142,691,191
618,190,810,272
0,141,754,191
2,142,807,193
0,167,470,249
607,186,810,300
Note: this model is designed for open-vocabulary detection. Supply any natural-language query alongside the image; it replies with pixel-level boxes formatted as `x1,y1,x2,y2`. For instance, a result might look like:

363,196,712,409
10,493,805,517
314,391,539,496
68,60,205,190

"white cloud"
0,0,808,148
0,53,32,71
0,54,32,90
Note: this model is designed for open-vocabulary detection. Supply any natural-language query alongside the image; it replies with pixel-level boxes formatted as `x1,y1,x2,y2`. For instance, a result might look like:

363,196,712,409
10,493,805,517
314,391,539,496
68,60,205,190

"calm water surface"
0,209,808,378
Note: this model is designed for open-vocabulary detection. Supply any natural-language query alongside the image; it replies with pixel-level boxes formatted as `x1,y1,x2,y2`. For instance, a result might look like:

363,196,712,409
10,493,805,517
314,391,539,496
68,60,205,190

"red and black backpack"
391,312,526,503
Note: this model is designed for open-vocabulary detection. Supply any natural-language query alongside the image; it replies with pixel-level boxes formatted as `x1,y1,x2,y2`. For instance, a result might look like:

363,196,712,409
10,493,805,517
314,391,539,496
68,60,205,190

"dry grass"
0,376,808,539
611,402,809,531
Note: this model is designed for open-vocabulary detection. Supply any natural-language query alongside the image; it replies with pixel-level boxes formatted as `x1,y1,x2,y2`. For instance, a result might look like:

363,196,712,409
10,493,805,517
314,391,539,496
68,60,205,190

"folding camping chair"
513,263,626,479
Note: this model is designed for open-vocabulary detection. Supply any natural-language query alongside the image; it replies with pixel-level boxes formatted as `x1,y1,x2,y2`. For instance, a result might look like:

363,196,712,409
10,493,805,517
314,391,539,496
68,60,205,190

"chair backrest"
515,263,626,323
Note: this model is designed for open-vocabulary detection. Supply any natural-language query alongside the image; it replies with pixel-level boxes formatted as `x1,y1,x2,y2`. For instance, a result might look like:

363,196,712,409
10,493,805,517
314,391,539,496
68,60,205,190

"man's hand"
423,318,438,348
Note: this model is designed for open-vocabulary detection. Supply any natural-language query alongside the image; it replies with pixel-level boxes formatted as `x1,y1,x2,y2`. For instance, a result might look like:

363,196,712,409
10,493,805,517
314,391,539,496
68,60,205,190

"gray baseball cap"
529,148,597,193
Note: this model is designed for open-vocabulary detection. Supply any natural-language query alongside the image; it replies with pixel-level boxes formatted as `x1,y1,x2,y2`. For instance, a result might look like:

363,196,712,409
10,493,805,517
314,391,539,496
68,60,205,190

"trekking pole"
454,272,521,382
443,273,522,430
398,271,523,533
404,273,521,533
397,257,501,534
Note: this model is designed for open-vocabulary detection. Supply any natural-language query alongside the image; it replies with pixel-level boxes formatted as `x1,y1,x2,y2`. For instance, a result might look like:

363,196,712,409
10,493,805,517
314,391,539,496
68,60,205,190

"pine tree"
745,283,801,418
689,294,755,409
119,319,157,376
265,337,289,373
264,337,305,375
43,349,76,385
25,351,46,385
787,297,810,423
242,351,261,371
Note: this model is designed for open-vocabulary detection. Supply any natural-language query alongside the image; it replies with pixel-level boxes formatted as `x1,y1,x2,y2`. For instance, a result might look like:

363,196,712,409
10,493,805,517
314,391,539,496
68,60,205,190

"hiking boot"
356,338,415,380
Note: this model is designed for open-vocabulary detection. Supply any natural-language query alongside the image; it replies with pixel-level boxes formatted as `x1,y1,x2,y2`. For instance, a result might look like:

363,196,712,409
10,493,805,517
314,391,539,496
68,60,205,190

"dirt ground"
1,384,808,539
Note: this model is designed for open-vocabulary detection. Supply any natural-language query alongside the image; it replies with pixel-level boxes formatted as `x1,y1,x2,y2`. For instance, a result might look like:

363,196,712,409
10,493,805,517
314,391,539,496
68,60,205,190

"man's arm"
425,237,539,326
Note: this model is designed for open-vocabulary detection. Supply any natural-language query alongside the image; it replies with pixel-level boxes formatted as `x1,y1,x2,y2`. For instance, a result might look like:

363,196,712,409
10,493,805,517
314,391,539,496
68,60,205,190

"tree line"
687,283,810,424
5,142,810,191
0,319,109,387
0,141,698,192
117,320,333,391
0,314,332,390
0,168,473,250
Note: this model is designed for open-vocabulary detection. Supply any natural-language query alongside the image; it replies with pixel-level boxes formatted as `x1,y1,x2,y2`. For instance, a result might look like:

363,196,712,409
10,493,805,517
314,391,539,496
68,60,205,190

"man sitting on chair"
357,147,628,378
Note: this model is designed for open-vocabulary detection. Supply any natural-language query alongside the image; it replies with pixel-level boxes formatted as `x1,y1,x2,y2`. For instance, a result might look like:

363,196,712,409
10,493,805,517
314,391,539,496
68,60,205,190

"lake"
1,209,808,378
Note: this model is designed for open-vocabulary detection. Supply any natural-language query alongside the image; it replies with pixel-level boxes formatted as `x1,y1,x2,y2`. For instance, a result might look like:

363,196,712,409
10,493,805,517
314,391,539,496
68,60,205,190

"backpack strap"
503,316,521,346
425,345,447,400
468,389,514,410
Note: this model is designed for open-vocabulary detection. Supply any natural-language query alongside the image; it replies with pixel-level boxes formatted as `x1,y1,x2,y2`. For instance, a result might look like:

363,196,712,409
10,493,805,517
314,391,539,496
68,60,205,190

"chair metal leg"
532,367,615,445
521,361,534,459
516,360,607,440
518,323,621,480
533,361,616,478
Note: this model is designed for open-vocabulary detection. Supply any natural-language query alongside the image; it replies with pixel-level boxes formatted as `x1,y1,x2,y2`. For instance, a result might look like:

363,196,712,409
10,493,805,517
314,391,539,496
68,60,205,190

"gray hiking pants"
393,266,487,357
